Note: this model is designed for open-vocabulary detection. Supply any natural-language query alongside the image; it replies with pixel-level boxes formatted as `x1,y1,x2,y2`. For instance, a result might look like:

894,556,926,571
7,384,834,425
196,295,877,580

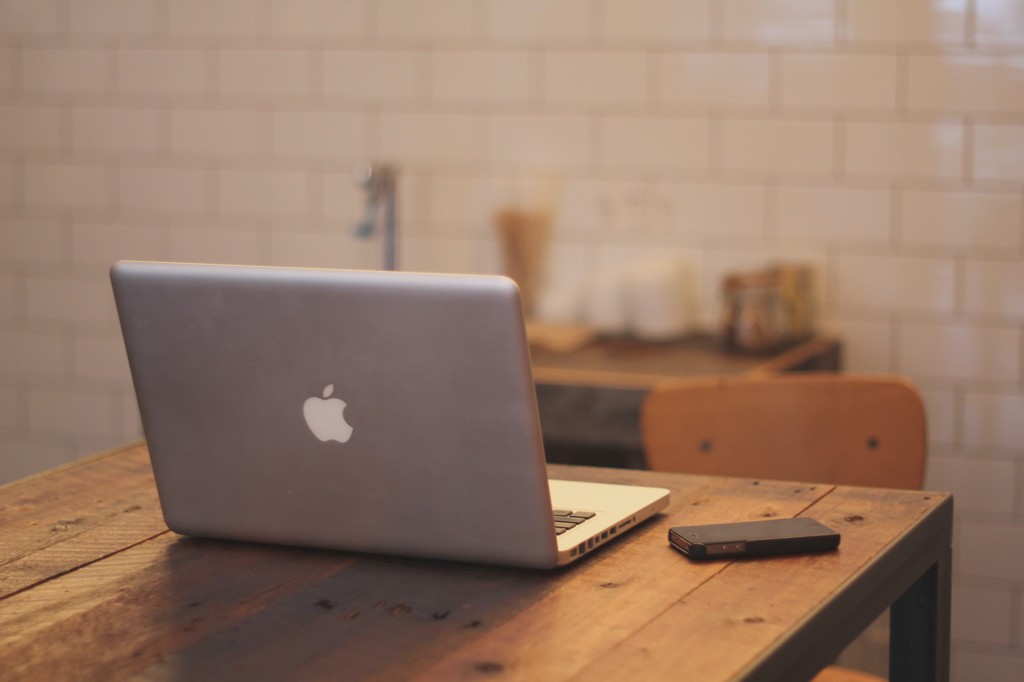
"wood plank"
0,455,830,682
133,553,563,682
573,487,947,682
0,443,168,597
0,446,949,682
410,478,834,681
0,533,355,681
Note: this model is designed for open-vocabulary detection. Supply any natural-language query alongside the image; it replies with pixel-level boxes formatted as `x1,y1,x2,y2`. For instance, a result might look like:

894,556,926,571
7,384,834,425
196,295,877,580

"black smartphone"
668,517,840,560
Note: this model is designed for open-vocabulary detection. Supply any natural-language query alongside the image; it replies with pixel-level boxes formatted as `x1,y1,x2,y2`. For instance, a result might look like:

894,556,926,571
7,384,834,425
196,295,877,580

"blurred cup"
584,269,628,336
623,260,692,341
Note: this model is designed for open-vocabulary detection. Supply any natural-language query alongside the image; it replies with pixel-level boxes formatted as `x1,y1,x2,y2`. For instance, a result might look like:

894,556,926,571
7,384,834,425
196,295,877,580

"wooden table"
532,335,842,468
1,442,950,682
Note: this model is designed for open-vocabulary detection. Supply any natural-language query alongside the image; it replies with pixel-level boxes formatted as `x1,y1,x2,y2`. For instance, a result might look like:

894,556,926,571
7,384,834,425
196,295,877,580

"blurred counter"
532,334,841,469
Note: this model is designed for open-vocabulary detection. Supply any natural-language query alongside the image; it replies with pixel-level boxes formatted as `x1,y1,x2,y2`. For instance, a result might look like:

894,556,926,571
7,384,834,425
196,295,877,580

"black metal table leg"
890,547,952,682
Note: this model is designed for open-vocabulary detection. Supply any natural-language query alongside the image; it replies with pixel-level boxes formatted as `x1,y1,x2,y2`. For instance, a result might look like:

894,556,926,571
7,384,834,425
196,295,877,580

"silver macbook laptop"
111,261,669,569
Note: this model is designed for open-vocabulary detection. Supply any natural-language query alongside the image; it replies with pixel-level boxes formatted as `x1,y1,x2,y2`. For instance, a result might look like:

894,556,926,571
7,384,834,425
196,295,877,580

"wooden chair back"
641,374,927,489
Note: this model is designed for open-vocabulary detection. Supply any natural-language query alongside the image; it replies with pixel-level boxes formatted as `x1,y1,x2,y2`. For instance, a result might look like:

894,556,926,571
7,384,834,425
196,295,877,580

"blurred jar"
721,265,814,353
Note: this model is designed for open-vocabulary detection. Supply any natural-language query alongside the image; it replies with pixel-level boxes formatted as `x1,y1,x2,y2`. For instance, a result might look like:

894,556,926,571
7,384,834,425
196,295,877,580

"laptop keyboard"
552,509,596,535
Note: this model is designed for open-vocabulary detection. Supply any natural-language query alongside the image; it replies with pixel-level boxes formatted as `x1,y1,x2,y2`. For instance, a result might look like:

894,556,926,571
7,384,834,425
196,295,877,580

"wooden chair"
641,373,928,681
642,373,926,490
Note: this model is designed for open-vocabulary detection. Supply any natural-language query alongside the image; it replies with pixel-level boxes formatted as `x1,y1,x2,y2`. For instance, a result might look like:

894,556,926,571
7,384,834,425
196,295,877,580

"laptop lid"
112,262,666,569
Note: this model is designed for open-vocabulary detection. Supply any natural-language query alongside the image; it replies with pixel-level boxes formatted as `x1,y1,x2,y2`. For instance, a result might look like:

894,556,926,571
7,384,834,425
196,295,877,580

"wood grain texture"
576,487,945,682
0,446,949,682
413,478,833,681
0,443,167,597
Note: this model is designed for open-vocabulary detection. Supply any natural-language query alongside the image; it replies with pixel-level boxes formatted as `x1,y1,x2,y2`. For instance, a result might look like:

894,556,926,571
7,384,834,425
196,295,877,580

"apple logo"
302,384,354,444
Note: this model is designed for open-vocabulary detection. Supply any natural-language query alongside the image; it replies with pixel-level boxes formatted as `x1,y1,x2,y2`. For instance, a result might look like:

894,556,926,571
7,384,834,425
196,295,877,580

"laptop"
111,261,669,569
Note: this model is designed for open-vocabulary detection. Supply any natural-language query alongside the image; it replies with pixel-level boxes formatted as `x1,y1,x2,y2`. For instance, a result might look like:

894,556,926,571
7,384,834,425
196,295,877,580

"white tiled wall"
1,1,1022,677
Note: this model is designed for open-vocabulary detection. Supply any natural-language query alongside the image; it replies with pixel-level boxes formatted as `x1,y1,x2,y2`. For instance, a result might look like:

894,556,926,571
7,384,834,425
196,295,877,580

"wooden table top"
1,442,951,682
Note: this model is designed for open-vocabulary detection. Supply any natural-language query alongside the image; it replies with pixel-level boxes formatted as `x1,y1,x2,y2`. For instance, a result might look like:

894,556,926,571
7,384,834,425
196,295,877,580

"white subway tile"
118,166,210,215
0,161,14,205
973,124,1024,182
821,317,892,372
24,163,112,210
321,171,366,220
846,0,967,45
0,0,62,35
169,109,263,157
776,186,891,243
166,227,264,265
0,220,65,263
218,169,312,218
28,387,114,437
963,392,1024,450
0,439,72,484
269,0,366,38
21,48,110,94
975,0,1024,46
120,393,142,442
659,53,771,109
721,119,832,174
1019,593,1024,646
431,51,532,104
909,55,1024,114
600,0,710,44
601,117,708,171
218,50,311,99
845,122,964,180
68,0,159,35
653,183,766,237
722,0,835,44
26,277,116,323
950,585,1014,644
900,322,1020,382
781,54,898,110
270,111,366,161
269,231,379,270
322,51,421,102
485,0,594,42
72,222,166,265
0,47,11,91
901,190,1021,250
489,114,591,169
542,52,649,107
0,330,67,375
837,254,954,312
926,457,1015,516
118,49,209,97
559,179,645,235
956,522,1024,580
919,387,955,444
381,113,484,166
964,261,1024,318
0,385,16,429
0,272,17,317
377,0,476,40
953,652,1024,682
428,175,508,234
400,236,494,275
0,105,62,151
167,0,263,37
74,335,130,381
73,107,164,155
